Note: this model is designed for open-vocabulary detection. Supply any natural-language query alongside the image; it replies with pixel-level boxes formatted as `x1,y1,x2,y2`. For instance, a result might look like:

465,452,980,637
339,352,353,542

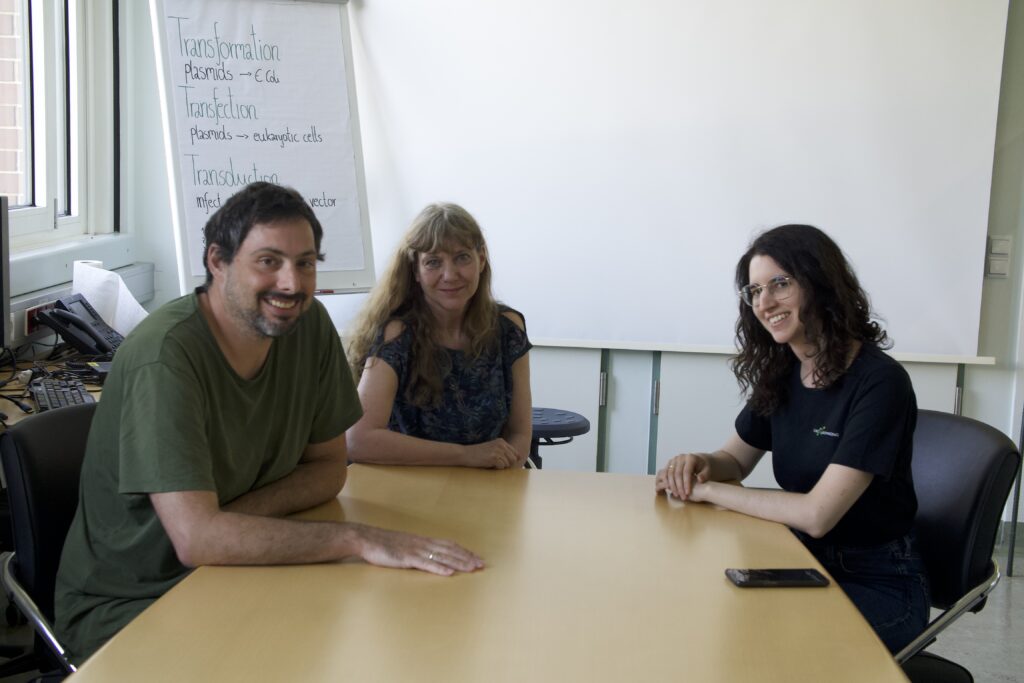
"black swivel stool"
529,407,591,469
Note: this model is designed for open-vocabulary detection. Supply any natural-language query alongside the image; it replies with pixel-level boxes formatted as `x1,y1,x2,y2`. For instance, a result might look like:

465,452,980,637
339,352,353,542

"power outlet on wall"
24,301,56,335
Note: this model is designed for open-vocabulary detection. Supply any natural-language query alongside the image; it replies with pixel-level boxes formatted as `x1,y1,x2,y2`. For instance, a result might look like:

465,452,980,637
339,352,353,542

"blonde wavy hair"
347,203,499,407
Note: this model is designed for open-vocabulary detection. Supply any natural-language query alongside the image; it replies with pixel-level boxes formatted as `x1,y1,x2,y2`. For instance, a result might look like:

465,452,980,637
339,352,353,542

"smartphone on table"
725,568,829,588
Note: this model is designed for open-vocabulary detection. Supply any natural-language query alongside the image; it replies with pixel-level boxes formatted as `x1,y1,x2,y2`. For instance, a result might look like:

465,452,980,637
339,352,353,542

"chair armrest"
0,552,76,674
895,561,1000,664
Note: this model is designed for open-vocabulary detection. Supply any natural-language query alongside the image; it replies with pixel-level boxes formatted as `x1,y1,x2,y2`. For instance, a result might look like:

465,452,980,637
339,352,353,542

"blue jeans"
797,532,930,654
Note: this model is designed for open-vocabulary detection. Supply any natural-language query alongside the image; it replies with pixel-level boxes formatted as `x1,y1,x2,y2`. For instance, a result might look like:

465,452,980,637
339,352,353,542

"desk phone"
36,294,124,356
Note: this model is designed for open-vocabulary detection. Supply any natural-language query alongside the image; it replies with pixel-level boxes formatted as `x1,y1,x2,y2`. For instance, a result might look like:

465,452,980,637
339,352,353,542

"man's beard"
225,281,307,339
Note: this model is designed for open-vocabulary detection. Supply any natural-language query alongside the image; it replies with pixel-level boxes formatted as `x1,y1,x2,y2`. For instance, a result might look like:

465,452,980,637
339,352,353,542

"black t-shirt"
735,344,918,547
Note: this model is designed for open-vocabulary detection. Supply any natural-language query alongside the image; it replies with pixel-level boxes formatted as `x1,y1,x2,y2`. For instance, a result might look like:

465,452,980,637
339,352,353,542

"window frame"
8,0,124,297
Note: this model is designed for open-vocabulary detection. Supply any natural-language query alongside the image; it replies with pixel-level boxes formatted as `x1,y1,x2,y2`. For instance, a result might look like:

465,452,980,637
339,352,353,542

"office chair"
0,489,27,660
0,403,97,679
898,409,1021,683
529,407,590,468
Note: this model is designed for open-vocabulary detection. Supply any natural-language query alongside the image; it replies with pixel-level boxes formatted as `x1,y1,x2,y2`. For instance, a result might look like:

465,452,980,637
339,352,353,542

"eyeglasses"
739,276,795,307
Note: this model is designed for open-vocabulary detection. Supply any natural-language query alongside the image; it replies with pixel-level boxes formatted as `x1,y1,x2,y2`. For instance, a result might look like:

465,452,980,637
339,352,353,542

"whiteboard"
347,0,1007,357
150,0,373,293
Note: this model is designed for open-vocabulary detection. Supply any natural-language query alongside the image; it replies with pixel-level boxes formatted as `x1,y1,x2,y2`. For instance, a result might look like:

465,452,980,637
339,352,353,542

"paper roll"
71,260,149,335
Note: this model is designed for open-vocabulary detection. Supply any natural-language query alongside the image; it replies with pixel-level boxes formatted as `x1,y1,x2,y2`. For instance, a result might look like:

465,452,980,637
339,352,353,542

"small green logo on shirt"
813,425,840,438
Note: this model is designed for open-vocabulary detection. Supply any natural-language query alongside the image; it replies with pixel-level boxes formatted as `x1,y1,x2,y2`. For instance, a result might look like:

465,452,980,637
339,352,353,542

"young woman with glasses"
346,203,532,469
655,224,929,653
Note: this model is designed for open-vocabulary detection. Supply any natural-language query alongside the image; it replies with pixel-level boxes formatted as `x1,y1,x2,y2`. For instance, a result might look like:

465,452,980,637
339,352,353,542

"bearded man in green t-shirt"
54,182,484,663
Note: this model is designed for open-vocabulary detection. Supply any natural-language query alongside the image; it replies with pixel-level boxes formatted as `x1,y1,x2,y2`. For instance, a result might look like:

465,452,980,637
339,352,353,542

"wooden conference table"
69,465,907,682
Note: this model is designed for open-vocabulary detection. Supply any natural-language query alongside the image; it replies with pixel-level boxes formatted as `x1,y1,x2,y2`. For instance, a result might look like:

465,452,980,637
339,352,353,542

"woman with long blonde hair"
347,203,532,468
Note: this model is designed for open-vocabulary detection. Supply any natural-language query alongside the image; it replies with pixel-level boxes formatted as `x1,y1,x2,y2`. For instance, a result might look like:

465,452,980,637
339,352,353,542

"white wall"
964,0,1024,525
120,2,181,309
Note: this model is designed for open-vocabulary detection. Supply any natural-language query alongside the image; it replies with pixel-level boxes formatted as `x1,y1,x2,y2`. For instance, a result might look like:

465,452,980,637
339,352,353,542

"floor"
0,535,1022,681
925,531,1023,682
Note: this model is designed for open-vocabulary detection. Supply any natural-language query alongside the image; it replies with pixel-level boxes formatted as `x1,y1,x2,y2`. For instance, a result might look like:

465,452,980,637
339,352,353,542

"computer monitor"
1,195,10,350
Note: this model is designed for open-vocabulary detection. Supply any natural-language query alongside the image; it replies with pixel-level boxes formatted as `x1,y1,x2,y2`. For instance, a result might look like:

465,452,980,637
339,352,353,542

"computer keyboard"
29,378,96,412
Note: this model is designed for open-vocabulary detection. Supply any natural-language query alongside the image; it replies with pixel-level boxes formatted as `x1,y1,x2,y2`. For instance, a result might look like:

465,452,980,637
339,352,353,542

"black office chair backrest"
0,403,97,622
911,409,1020,609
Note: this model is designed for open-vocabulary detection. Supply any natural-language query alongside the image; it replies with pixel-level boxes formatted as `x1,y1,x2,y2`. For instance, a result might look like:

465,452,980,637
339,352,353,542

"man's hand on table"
348,523,485,576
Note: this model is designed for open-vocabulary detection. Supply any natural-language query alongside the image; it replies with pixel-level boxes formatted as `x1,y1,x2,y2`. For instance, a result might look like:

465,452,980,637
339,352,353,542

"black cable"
0,347,18,389
45,343,71,362
0,346,16,374
0,394,33,414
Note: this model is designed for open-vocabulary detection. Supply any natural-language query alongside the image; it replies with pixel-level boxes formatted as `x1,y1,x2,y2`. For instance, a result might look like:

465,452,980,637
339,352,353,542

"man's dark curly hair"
731,224,889,415
200,182,324,286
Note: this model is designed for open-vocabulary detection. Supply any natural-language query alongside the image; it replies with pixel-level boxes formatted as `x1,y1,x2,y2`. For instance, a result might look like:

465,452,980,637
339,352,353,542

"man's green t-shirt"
54,292,362,661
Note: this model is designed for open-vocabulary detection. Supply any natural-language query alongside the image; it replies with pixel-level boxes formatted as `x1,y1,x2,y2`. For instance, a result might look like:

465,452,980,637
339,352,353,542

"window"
1,0,115,252
0,0,29,205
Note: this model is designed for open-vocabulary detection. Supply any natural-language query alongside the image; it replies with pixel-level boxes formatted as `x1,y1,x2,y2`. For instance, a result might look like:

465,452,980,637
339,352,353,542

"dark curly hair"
731,225,889,415
200,182,324,286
